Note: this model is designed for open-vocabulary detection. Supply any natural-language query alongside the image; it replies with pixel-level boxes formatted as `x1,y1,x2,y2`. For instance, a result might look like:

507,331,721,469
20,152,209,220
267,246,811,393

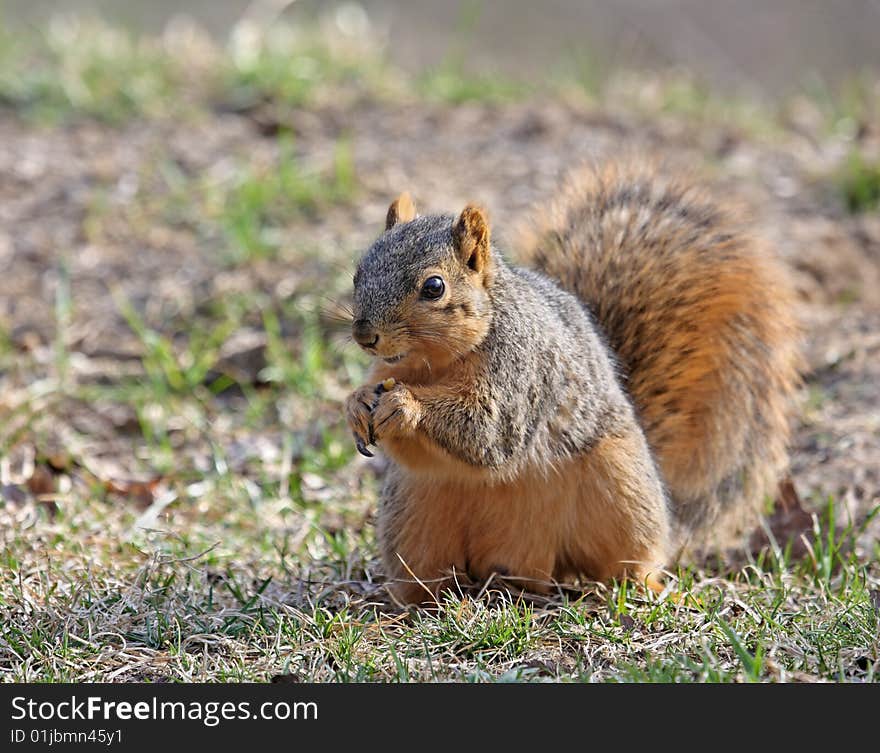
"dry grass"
3,483,878,682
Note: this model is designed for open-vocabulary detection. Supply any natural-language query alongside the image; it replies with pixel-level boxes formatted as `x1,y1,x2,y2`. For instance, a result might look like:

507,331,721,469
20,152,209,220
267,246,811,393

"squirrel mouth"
383,353,406,364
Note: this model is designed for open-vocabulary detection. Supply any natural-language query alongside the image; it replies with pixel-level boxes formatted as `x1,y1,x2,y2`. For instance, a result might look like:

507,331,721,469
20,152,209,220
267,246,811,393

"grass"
414,0,527,105
799,72,880,139
0,10,879,684
105,131,357,266
416,63,527,105
0,17,183,124
837,151,880,213
0,10,874,140
206,137,357,263
4,284,879,684
2,488,877,681
0,12,391,124
222,17,390,110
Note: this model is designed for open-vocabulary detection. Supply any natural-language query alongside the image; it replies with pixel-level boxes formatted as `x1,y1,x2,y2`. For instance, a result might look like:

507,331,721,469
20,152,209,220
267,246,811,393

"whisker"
320,311,355,326
325,332,356,348
318,296,355,316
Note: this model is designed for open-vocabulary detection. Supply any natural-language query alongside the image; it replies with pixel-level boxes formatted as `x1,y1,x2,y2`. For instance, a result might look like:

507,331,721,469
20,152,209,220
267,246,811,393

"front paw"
372,383,421,442
345,384,378,457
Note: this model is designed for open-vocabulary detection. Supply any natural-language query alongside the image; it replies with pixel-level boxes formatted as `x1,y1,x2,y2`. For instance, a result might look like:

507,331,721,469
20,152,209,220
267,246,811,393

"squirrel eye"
421,276,445,300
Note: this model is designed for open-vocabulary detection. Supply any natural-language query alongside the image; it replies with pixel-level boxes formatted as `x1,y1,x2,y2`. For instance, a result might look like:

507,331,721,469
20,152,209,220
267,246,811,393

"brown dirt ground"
1,98,878,551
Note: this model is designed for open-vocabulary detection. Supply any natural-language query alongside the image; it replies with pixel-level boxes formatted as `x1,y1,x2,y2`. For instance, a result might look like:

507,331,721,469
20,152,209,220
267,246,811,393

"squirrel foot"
345,379,420,455
371,382,421,442
640,571,683,604
345,384,378,457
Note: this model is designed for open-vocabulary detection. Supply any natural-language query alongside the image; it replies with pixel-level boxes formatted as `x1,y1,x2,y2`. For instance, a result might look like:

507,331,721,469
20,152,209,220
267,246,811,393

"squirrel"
345,161,801,605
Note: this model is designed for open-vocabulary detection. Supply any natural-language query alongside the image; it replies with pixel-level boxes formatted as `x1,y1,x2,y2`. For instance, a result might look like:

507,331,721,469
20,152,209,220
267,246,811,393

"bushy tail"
515,161,802,552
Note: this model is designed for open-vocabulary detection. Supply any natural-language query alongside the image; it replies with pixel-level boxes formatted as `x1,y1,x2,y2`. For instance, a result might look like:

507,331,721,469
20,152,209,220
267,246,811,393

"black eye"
421,276,445,300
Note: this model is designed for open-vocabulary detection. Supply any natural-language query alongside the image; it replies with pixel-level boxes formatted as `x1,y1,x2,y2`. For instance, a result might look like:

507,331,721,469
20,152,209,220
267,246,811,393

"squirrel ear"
385,192,417,230
453,204,491,273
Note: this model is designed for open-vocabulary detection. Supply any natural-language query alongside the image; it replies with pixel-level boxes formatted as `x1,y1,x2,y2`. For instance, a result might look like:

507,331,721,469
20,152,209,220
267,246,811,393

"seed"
382,377,396,391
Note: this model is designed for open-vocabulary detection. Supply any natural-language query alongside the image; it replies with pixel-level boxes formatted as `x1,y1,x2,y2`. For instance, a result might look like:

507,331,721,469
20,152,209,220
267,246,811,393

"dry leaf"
104,477,162,508
749,476,814,558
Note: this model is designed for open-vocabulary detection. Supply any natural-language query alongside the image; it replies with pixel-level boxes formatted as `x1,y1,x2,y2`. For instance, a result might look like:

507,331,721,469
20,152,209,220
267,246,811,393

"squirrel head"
351,193,494,371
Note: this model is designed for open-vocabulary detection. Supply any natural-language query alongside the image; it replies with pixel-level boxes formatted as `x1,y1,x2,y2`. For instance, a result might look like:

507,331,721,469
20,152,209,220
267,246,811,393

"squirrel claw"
355,436,373,458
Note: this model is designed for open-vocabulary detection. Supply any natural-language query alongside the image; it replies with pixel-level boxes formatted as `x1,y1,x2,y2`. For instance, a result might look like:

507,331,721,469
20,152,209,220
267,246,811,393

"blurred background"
4,0,880,97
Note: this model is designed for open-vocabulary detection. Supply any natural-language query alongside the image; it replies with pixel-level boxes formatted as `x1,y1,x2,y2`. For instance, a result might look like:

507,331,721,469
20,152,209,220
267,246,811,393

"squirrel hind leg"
642,570,668,596
639,570,684,604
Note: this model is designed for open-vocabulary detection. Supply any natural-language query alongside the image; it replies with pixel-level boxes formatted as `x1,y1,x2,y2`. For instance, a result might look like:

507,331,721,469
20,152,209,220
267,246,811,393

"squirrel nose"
353,320,379,349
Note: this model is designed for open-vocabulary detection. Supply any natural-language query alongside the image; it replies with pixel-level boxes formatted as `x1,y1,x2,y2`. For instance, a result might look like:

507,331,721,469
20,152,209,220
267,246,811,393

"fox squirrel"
345,161,801,604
